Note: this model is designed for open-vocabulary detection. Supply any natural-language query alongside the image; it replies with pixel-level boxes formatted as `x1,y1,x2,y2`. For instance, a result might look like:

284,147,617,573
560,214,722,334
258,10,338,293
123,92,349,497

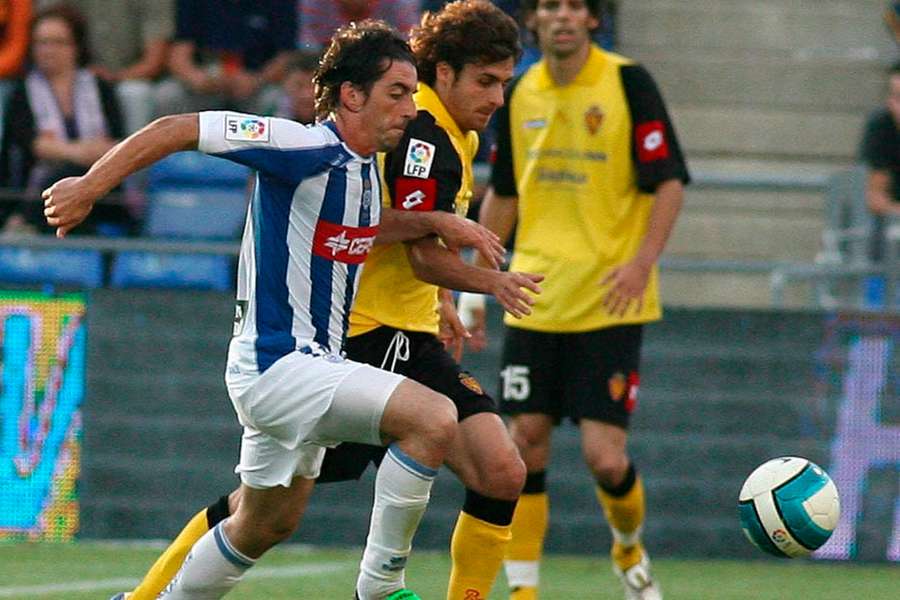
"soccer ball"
738,456,840,558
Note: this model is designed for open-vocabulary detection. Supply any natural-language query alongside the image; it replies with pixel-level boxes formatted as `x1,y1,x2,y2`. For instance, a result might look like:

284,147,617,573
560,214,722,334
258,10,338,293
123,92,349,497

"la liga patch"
225,115,270,142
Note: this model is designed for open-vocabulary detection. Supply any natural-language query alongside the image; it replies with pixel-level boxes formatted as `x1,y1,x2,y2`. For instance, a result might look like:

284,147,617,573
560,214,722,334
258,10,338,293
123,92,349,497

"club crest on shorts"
458,372,483,395
608,372,626,402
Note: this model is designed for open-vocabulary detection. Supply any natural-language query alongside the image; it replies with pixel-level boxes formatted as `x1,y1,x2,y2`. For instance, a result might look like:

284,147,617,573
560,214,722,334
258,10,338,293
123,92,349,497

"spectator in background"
157,0,296,115
0,3,129,234
68,0,173,134
859,61,900,274
0,0,31,138
886,2,900,46
271,50,318,123
0,0,30,80
298,0,419,50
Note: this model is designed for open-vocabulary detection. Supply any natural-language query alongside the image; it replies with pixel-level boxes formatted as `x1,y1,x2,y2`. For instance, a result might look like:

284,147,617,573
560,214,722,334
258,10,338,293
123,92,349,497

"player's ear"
435,62,456,89
339,82,366,113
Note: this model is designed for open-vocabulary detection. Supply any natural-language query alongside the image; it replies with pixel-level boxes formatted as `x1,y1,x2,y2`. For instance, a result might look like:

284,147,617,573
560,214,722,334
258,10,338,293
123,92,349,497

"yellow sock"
128,508,211,600
504,492,548,600
596,474,646,571
446,511,511,600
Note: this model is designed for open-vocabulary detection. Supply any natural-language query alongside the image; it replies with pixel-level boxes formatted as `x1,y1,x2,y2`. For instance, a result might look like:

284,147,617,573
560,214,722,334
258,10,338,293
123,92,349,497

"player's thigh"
565,324,644,429
445,412,525,499
312,361,406,446
498,326,563,420
404,331,498,422
377,377,457,443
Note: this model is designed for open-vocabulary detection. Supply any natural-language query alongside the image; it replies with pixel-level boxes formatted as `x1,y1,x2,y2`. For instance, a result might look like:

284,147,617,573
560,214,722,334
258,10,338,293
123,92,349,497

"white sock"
356,443,437,600
504,560,540,588
158,520,255,599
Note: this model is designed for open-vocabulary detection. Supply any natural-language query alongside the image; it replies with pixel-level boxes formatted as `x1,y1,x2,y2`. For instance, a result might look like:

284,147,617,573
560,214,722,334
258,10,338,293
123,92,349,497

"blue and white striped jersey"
198,111,381,375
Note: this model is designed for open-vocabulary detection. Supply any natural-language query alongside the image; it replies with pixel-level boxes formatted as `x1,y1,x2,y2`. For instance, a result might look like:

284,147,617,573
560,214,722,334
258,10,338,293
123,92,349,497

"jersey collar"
535,44,606,91
322,119,373,162
414,83,465,142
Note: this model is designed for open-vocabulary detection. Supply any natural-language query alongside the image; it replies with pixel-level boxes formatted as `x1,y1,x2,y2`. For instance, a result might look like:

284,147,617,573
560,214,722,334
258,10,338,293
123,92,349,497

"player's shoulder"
389,109,459,180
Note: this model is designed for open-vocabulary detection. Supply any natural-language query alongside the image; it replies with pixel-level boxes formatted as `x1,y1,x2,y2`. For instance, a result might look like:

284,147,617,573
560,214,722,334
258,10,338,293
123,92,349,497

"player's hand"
438,292,469,362
489,271,543,319
42,176,100,238
432,212,505,269
599,259,652,317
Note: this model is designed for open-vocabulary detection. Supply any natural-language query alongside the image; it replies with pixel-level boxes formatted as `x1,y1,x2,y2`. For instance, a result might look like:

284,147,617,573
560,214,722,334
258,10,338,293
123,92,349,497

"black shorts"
499,324,644,429
317,326,497,483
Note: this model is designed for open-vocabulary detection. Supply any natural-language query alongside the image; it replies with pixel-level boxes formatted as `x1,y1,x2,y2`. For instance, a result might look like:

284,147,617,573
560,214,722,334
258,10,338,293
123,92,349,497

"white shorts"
226,350,404,488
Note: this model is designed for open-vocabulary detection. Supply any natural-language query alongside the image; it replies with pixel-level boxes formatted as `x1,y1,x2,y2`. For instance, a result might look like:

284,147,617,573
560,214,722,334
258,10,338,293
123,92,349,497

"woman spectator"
0,3,130,234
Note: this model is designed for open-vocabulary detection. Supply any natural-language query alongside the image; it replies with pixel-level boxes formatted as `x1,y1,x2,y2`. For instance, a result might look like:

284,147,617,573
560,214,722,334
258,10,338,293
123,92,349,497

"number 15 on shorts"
501,365,531,401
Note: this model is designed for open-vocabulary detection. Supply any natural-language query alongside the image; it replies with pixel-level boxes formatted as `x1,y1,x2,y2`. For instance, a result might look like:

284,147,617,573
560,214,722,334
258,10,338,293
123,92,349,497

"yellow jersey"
349,84,479,336
491,46,690,332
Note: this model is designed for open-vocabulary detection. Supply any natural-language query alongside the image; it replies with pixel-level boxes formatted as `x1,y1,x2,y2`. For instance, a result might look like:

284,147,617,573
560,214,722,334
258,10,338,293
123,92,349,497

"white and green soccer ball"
738,456,840,558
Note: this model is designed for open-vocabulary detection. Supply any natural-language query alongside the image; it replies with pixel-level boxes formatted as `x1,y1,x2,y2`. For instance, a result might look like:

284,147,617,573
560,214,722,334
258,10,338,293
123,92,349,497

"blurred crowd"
0,0,617,236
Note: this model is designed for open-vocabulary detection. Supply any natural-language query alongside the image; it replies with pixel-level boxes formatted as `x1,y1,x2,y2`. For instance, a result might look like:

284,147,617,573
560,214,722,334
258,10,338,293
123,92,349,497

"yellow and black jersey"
349,83,478,336
491,46,690,333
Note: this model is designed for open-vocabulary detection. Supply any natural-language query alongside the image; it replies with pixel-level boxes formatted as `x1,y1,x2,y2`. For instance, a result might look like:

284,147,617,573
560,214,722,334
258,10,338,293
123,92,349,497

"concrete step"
619,0,893,59
671,104,865,160
625,51,887,113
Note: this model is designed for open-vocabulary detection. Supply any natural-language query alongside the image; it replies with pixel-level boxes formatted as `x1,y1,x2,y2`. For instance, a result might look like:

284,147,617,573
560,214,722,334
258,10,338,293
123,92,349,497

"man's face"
438,59,515,133
888,74,900,127
358,59,418,152
283,69,316,124
527,0,599,59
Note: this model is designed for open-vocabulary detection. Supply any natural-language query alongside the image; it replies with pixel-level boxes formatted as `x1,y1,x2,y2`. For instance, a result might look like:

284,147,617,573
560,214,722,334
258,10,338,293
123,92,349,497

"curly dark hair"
313,19,415,120
411,0,521,88
31,2,93,67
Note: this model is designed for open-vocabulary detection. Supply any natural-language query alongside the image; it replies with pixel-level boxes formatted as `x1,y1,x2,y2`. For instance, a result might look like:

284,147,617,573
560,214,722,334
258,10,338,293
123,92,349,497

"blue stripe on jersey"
310,166,348,349
252,175,297,372
339,163,374,342
213,145,350,185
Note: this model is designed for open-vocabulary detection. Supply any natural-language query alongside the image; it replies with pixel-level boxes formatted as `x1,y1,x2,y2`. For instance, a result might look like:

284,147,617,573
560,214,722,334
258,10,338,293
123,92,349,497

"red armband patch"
394,177,437,211
635,120,669,163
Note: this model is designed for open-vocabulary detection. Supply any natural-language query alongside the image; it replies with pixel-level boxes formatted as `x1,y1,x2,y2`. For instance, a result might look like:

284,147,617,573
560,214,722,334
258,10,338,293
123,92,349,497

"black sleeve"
0,81,35,189
620,64,690,193
859,111,893,170
382,110,461,214
489,76,519,197
97,79,125,139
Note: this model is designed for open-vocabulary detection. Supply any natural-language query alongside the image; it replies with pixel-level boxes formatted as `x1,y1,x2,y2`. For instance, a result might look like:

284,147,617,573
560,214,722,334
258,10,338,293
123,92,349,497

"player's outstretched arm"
406,237,542,319
43,114,200,238
378,207,506,269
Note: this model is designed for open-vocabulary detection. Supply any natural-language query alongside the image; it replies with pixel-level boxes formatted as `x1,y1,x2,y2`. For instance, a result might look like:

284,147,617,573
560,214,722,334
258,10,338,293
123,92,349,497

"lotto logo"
635,120,668,162
313,221,378,264
403,138,436,178
225,115,270,142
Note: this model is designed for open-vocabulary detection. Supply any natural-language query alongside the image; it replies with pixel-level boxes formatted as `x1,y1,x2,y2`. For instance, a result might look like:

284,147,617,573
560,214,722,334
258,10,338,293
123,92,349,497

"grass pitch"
0,541,897,599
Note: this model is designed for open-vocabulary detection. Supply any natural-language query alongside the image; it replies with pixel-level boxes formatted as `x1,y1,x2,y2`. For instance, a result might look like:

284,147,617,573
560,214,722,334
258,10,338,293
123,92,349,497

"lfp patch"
403,138,435,178
226,115,270,142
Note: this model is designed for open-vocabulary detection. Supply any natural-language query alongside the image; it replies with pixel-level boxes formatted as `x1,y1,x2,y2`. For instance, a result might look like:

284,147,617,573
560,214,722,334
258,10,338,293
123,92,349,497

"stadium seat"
147,151,250,190
0,247,104,288
144,189,248,240
110,252,232,291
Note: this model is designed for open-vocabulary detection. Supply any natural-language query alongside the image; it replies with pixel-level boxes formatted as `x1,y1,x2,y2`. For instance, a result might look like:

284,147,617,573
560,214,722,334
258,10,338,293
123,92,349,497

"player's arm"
866,169,900,216
378,207,505,268
43,113,199,237
601,63,691,316
406,237,541,319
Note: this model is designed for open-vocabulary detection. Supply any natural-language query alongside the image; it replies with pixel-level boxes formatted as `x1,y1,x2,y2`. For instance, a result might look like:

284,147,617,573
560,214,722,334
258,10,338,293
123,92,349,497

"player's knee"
421,393,458,452
585,452,629,488
488,451,527,500
255,516,299,546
